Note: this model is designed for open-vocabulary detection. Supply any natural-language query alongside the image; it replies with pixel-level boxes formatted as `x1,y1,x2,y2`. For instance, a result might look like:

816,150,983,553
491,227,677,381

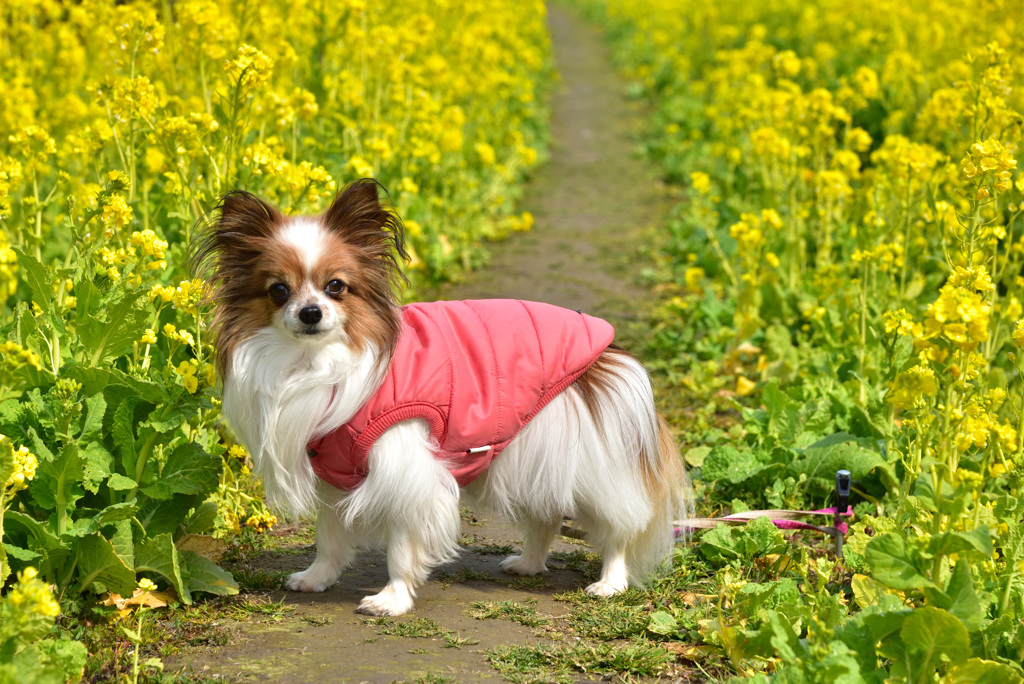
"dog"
191,179,692,616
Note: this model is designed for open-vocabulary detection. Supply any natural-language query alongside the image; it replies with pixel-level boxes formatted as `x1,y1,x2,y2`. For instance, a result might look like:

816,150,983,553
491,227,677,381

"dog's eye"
268,283,290,303
325,279,346,296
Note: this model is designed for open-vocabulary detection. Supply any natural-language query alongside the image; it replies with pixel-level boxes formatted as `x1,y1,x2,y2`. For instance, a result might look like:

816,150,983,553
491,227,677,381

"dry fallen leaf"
176,533,229,561
102,589,172,611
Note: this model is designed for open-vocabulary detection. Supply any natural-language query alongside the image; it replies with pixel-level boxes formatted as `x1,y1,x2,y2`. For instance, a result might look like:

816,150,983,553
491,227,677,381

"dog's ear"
189,191,284,278
218,191,284,240
323,178,409,265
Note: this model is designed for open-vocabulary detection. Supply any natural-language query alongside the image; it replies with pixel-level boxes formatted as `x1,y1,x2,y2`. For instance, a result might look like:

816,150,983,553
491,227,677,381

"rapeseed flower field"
576,0,1024,680
4,0,1024,680
0,0,550,677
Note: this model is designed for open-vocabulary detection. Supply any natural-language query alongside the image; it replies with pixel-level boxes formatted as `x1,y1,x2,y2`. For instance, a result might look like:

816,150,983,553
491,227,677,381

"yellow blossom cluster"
960,138,1018,197
175,359,200,394
0,0,551,316
2,434,38,494
5,567,60,618
150,279,206,316
162,323,194,347
245,512,277,533
1,340,42,375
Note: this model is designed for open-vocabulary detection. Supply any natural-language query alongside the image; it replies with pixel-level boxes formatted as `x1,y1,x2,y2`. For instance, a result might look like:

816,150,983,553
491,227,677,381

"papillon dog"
191,179,692,616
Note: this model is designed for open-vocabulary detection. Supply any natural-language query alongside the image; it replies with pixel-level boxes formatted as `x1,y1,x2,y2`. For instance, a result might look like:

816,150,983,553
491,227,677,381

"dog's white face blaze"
272,219,347,340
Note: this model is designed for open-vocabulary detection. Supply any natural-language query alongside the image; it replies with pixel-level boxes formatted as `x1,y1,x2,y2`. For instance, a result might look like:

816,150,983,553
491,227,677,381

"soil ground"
168,6,671,682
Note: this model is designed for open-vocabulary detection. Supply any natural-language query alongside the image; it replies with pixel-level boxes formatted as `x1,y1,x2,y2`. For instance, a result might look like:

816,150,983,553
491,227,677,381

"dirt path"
169,6,668,683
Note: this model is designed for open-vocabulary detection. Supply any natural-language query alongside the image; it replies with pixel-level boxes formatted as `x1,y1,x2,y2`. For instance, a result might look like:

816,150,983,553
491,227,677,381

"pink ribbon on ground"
674,506,853,537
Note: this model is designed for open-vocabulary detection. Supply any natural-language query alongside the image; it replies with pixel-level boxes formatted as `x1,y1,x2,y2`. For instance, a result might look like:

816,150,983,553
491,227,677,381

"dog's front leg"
350,419,462,616
286,486,357,592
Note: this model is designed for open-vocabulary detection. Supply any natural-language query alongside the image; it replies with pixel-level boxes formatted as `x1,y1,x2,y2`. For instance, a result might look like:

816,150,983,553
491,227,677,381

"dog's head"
190,179,408,375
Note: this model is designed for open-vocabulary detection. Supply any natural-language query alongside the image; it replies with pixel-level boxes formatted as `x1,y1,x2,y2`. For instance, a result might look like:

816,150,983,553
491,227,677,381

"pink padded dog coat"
307,299,614,490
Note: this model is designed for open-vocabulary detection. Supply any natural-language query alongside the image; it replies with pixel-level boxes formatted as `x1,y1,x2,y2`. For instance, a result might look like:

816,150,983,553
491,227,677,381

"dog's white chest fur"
222,328,380,516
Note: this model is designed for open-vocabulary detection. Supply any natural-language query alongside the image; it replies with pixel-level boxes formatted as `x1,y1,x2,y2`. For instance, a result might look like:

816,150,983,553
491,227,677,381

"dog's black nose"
299,305,322,325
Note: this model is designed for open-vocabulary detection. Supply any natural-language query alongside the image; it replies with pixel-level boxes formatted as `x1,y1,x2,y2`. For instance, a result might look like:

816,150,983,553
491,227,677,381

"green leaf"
0,439,14,491
136,494,202,537
83,503,139,534
3,512,69,579
925,560,982,632
183,502,218,535
685,446,711,467
81,442,113,494
109,520,135,570
111,395,139,474
947,658,1024,684
30,437,85,513
31,637,89,684
78,392,106,442
135,534,190,604
63,366,165,404
865,533,937,590
3,543,41,562
788,434,892,488
143,395,207,433
75,279,101,318
702,445,776,484
926,527,993,561
74,290,149,366
901,606,972,672
180,551,238,598
11,248,54,308
851,573,892,609
105,473,137,491
141,443,220,500
699,517,787,566
647,610,678,636
837,603,910,673
763,380,801,441
74,533,136,596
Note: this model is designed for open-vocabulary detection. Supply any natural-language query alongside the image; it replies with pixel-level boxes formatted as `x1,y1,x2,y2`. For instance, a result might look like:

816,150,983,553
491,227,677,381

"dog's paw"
499,554,547,576
585,580,626,598
285,569,336,593
357,586,414,616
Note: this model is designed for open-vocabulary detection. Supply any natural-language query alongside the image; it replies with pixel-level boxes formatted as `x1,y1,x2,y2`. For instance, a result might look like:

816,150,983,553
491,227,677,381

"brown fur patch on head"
189,180,409,377
319,178,408,369
189,191,288,375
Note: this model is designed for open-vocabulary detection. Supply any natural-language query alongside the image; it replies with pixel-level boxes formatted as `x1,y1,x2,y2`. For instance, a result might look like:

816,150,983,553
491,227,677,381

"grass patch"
414,675,458,684
375,617,448,638
436,567,495,588
444,633,480,648
565,594,651,640
300,615,333,626
486,641,670,682
225,597,293,622
364,617,478,649
497,575,550,590
232,567,288,592
549,549,601,579
473,543,516,556
470,599,549,627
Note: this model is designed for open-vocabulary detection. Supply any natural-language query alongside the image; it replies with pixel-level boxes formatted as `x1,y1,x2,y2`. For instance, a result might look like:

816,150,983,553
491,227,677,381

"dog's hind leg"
500,517,561,575
585,537,629,597
345,419,461,616
286,485,357,592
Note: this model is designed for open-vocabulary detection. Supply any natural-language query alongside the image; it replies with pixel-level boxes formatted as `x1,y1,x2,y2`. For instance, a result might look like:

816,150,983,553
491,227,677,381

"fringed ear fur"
322,178,410,292
188,190,285,280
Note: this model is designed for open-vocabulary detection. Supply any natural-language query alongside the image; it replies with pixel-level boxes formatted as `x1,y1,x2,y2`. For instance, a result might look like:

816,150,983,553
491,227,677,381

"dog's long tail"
573,345,694,584
625,413,693,583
